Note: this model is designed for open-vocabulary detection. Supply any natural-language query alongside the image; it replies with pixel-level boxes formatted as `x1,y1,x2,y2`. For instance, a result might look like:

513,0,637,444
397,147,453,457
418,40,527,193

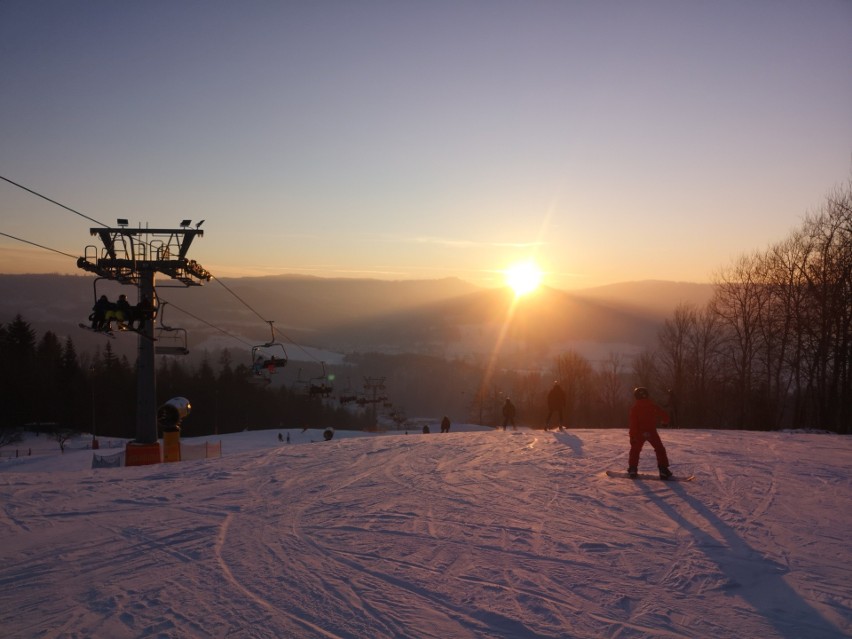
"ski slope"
0,427,849,638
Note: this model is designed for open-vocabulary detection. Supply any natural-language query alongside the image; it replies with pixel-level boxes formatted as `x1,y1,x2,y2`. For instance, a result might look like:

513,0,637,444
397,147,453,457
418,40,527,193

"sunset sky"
1,1,850,290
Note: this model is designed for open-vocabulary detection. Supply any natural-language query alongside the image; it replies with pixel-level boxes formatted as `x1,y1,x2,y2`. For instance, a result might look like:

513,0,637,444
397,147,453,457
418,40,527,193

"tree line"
0,321,372,444
632,183,851,433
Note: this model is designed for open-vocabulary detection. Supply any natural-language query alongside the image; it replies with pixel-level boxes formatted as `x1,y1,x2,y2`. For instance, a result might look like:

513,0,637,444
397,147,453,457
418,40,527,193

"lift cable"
210,275,326,365
0,229,251,347
209,275,268,324
1,174,108,226
155,297,254,348
0,231,79,260
2,176,329,369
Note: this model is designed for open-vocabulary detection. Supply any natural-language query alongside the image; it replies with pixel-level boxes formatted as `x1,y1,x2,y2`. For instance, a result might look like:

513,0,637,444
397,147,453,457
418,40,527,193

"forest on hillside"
1,184,849,441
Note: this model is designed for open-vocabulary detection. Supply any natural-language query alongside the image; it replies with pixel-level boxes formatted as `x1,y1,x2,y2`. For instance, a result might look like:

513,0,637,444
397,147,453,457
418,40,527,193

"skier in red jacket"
628,387,673,480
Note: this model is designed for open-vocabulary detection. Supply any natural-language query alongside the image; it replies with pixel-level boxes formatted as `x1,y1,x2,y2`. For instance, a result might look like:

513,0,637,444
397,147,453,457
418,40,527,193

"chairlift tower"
78,219,210,453
363,376,387,403
363,376,387,426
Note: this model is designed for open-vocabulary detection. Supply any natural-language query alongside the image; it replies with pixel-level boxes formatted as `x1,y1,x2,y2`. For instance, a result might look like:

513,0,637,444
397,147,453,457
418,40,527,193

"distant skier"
440,416,451,433
502,398,516,431
545,381,566,431
627,387,672,480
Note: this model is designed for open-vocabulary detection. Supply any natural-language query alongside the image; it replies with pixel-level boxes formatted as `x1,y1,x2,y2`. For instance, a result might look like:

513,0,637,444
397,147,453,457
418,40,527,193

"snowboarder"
627,387,672,480
502,398,516,431
545,381,566,431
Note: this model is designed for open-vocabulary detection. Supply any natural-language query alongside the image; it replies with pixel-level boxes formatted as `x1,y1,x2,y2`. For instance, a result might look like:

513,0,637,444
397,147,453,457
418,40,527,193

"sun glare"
504,261,543,296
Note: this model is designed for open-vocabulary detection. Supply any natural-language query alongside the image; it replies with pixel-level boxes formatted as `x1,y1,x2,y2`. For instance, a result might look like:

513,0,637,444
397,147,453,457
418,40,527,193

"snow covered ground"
1,425,849,638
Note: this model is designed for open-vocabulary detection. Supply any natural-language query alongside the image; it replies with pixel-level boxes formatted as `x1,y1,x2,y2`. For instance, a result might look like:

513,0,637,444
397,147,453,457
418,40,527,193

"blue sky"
1,0,850,289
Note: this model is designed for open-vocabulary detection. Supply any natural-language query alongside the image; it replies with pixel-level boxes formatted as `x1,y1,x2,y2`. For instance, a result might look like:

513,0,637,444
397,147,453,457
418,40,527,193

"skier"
502,398,516,431
440,416,451,433
545,381,566,431
627,387,673,480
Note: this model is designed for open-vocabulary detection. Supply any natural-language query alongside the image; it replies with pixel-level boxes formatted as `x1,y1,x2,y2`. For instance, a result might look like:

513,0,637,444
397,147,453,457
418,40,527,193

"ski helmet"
633,387,649,400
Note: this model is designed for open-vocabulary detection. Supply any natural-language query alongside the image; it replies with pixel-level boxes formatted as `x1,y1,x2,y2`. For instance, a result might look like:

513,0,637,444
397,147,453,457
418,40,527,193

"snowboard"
606,470,695,482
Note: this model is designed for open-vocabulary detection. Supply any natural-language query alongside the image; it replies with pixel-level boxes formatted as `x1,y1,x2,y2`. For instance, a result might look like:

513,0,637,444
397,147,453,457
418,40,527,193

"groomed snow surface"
1,426,850,639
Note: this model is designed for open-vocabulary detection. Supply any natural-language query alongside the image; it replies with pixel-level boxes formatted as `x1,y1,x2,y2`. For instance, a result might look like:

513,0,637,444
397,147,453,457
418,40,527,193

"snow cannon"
157,397,191,432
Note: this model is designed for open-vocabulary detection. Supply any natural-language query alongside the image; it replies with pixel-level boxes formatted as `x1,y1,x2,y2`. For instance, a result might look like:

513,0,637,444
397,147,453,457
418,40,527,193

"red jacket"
629,398,670,435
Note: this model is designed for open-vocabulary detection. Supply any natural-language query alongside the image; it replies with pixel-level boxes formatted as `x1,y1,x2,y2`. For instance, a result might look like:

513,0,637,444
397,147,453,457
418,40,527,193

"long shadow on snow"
553,431,584,457
640,481,842,639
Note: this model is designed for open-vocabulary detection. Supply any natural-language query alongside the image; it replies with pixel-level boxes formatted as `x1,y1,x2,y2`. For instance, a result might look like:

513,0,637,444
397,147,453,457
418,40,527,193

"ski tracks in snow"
186,430,850,639
1,429,848,639
217,432,694,638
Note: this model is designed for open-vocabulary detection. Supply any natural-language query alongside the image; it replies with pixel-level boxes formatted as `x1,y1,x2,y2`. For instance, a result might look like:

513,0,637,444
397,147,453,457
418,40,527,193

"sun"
504,261,543,296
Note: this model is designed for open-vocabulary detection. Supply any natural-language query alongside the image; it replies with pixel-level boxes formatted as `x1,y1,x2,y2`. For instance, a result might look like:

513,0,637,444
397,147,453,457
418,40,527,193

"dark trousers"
628,430,669,468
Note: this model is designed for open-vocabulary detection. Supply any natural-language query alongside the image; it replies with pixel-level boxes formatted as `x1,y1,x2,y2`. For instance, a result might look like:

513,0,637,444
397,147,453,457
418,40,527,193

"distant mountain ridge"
0,274,714,362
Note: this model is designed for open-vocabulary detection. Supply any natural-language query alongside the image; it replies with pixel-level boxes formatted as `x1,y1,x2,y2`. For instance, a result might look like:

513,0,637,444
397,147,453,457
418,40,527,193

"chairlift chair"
338,377,358,405
251,321,288,377
85,276,135,333
309,362,334,398
154,302,189,356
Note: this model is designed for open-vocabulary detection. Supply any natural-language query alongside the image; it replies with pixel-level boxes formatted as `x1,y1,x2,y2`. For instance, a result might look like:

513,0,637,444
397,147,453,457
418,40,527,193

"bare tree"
694,180,851,432
52,428,78,453
596,353,627,427
657,303,697,422
711,252,770,428
0,427,23,448
631,349,659,390
685,305,724,428
798,185,852,432
554,350,595,428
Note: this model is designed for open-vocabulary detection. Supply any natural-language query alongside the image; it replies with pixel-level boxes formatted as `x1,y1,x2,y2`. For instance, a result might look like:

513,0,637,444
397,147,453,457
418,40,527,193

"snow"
1,426,850,638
